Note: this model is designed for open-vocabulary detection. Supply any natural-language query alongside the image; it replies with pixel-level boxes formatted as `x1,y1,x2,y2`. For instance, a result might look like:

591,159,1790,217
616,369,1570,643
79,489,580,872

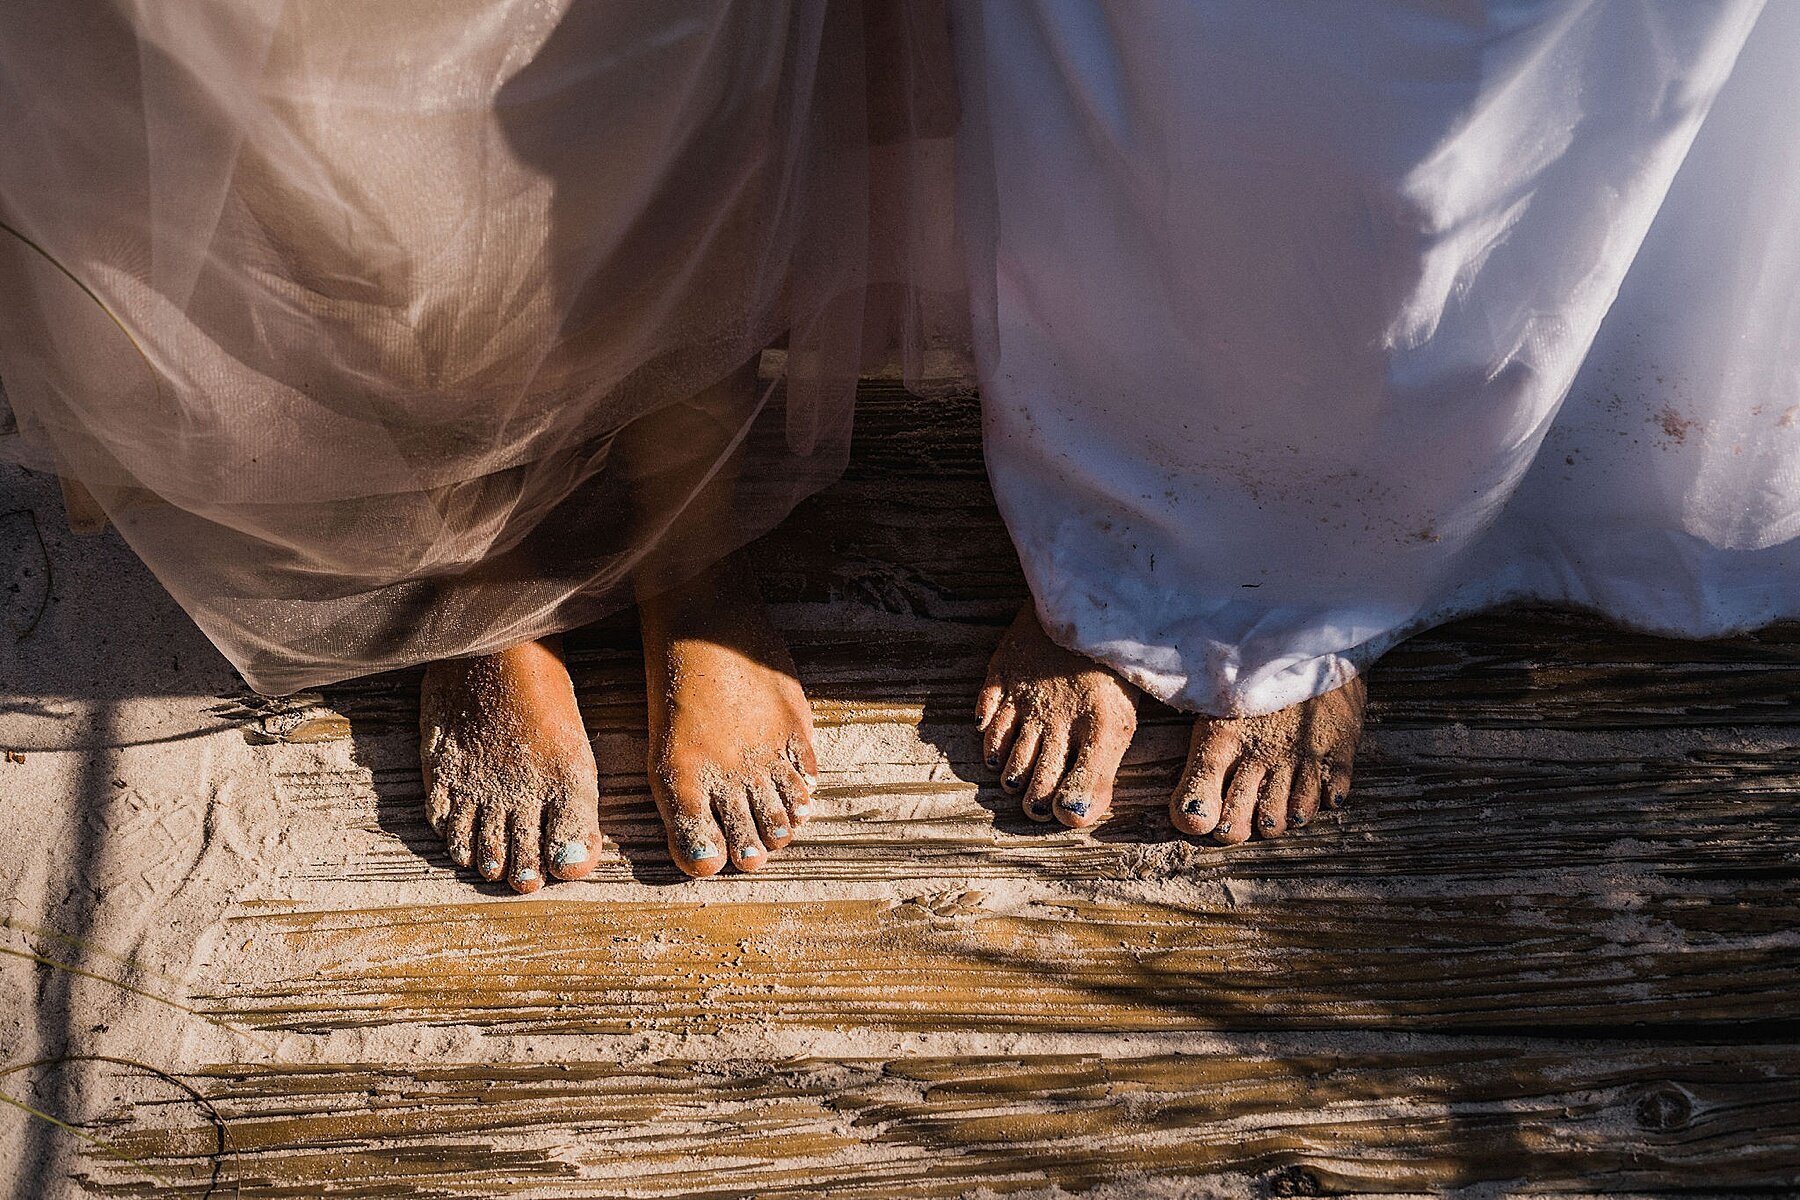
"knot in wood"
1264,1164,1324,1197
1633,1083,1694,1131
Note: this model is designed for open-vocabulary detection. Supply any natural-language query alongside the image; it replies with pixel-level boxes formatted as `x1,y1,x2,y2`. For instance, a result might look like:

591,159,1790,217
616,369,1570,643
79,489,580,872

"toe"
543,781,602,881
1212,761,1265,845
1052,715,1131,829
1171,722,1236,837
508,809,543,893
474,807,508,880
1001,721,1044,795
1289,760,1327,829
976,680,1004,732
1022,726,1071,824
749,777,794,849
425,777,453,836
1255,767,1294,839
982,700,1021,772
665,807,727,878
772,763,814,826
714,784,768,872
1323,757,1354,810
789,733,821,795
444,795,477,867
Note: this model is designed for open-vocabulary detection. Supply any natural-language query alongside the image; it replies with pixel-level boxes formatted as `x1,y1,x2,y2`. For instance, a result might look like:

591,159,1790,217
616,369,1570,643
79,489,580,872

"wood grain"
204,872,1800,1035
79,1046,1800,1197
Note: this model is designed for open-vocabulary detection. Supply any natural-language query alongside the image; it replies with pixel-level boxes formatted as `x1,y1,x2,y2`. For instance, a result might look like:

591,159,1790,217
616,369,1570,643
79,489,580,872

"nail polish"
1059,798,1091,817
554,840,590,867
515,868,538,883
685,841,720,861
480,858,501,876
769,826,790,840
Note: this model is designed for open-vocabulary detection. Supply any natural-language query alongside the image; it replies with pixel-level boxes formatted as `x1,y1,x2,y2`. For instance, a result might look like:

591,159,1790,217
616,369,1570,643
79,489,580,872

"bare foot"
420,637,602,893
1170,677,1367,843
977,606,1138,828
639,552,819,877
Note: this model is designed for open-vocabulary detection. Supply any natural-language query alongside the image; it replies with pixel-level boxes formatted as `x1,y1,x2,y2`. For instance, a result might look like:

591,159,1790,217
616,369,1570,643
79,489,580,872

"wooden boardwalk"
76,383,1800,1196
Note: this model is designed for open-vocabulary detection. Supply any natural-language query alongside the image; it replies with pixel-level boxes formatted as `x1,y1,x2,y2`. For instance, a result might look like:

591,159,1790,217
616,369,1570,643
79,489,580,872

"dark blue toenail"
1003,776,1024,791
986,754,1002,769
1259,815,1277,829
1182,798,1204,814
1029,801,1051,816
1293,814,1309,827
1060,799,1091,817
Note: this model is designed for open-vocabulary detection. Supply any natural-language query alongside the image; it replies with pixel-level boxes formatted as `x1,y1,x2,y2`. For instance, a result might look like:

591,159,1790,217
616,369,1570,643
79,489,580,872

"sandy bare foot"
977,606,1138,828
1170,677,1367,844
420,637,602,893
639,552,818,877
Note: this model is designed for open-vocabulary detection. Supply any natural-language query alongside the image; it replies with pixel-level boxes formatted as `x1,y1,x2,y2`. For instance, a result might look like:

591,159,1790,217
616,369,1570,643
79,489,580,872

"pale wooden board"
77,1046,1800,1197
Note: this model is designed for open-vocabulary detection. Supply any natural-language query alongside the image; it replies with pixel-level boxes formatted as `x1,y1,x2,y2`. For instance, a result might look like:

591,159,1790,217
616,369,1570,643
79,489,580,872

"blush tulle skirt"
0,0,963,693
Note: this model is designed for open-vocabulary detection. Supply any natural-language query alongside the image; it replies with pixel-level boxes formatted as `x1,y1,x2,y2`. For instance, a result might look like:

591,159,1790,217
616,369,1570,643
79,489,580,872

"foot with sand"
420,636,602,893
638,550,819,877
978,605,1366,840
417,357,817,884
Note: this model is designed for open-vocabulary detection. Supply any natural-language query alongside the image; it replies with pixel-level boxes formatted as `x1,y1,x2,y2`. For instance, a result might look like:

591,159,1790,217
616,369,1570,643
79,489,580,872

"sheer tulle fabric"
0,0,965,694
956,0,1800,716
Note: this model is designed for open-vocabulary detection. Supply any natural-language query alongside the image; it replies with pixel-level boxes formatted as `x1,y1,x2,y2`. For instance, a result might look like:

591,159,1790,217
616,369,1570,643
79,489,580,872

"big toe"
1170,722,1236,837
1049,715,1132,829
543,780,603,881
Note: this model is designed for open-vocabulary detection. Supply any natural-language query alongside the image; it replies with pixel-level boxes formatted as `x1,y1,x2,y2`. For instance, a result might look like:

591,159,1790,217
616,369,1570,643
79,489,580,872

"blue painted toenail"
554,841,589,867
1060,799,1091,817
516,868,538,882
737,844,761,859
1182,798,1204,814
1293,815,1310,827
794,802,811,816
1259,815,1277,829
1029,801,1051,816
480,858,501,875
770,826,790,839
986,755,1002,769
685,841,720,861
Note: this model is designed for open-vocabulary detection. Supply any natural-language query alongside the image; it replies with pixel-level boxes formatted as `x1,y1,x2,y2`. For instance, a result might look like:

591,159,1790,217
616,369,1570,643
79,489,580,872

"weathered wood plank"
282,726,1800,890
201,875,1800,1035
79,1046,1800,1197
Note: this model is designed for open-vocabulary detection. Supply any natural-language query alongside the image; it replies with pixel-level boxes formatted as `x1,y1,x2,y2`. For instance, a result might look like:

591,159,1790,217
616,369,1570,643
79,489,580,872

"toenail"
516,868,538,882
803,773,820,790
771,826,791,839
1029,801,1051,816
1059,798,1091,817
685,841,720,861
1182,798,1204,814
1003,775,1023,791
480,858,501,875
554,840,590,867
793,802,811,817
986,755,1002,769
1293,814,1310,827
737,844,761,859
